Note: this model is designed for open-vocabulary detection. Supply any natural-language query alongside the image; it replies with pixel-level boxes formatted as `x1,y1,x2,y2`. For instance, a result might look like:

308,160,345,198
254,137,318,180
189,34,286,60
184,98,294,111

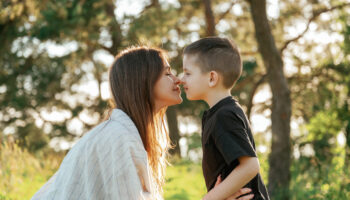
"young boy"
181,37,270,200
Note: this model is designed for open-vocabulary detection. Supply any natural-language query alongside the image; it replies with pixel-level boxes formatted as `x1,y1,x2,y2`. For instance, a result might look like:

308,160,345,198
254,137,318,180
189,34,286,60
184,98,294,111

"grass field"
1,141,349,199
164,160,206,200
0,142,207,200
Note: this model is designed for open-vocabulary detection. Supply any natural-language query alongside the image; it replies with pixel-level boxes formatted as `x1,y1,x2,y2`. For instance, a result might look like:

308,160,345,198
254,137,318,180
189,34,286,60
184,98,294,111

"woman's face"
154,60,182,112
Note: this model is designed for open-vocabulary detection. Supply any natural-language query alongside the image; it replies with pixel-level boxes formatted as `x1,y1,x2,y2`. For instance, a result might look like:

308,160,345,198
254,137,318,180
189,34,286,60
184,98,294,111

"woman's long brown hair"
109,46,170,197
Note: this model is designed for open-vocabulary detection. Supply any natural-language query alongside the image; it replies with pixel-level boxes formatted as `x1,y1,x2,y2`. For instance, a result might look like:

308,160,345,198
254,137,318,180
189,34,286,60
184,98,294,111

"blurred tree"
0,0,123,150
248,1,292,198
290,8,350,172
342,12,350,167
247,0,350,198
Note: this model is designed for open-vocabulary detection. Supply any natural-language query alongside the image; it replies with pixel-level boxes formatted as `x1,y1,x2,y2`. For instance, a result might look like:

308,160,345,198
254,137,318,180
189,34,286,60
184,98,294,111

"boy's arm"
202,156,260,200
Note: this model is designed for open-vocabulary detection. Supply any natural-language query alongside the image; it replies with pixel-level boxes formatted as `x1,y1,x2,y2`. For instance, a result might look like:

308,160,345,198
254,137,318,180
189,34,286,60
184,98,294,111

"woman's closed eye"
166,71,174,76
165,68,172,75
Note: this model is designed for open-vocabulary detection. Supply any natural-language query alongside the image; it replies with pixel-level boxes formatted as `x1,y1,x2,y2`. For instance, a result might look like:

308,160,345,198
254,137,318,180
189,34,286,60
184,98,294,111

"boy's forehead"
184,59,203,72
183,54,200,67
184,53,200,62
183,64,195,71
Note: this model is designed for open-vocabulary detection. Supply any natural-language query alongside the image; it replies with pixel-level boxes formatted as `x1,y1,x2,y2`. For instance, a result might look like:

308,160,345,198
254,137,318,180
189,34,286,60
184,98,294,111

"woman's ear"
208,71,219,87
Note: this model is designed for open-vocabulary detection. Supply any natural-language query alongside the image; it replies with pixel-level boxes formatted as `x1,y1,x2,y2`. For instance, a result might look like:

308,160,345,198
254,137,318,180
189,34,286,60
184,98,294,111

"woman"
32,46,252,200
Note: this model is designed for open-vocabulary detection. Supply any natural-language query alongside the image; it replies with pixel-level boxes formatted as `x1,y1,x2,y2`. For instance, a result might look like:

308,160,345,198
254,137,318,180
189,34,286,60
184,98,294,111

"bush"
0,140,63,200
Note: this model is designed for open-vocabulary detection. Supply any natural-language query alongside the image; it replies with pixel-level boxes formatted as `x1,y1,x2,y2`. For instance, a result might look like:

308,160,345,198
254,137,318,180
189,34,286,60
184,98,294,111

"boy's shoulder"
214,99,244,119
212,99,250,130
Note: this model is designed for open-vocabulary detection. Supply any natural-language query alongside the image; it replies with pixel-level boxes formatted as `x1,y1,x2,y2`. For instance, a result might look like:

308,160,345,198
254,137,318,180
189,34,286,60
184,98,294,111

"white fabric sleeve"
111,134,154,200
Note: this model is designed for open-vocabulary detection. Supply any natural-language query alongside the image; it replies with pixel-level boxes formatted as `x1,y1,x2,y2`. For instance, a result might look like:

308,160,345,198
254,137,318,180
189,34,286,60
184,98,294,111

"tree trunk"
345,121,350,167
202,0,216,36
247,0,292,199
105,1,122,55
166,106,181,156
345,91,350,167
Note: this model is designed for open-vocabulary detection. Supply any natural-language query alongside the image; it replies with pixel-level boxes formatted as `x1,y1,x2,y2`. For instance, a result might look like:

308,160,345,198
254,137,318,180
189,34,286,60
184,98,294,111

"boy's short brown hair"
183,37,242,89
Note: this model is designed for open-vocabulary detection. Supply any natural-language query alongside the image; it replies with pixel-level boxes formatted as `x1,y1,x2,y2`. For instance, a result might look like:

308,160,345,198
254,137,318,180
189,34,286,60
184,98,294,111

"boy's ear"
208,71,219,87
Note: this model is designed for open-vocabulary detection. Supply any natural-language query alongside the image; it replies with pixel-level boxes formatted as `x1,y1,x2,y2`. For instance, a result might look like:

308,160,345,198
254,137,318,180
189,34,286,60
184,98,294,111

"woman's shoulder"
92,109,143,146
109,109,138,130
106,109,140,138
70,109,142,151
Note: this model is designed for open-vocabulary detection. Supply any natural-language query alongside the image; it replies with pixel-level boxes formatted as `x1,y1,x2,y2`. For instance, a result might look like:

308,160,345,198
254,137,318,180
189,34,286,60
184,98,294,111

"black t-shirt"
201,96,270,200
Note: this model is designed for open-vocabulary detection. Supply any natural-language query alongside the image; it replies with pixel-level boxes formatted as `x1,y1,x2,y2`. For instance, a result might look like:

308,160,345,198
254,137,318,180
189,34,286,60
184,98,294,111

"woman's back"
31,109,153,200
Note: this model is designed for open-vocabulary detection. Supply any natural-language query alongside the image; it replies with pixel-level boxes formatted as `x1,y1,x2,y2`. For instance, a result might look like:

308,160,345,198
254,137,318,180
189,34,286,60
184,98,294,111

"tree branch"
234,75,255,91
241,50,258,56
203,0,216,36
247,73,267,120
280,2,350,53
216,1,235,23
141,0,160,14
217,0,245,23
104,1,122,55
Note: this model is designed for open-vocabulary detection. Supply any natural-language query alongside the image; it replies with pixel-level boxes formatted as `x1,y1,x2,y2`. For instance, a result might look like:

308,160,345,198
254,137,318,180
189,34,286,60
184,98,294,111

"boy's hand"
214,175,222,187
214,175,254,200
226,188,254,200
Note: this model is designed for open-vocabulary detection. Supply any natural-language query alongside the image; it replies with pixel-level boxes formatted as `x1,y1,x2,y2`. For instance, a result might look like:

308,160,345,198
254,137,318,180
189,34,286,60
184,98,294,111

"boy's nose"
174,76,181,85
179,76,185,84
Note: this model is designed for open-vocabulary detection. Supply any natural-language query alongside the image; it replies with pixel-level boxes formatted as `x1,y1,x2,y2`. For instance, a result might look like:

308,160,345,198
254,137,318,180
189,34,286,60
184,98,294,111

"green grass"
0,142,207,200
2,141,349,199
164,160,206,200
0,142,62,200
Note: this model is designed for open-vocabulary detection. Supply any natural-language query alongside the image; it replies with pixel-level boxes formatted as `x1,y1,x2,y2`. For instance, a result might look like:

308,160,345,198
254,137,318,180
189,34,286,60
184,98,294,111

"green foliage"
164,159,206,200
306,110,343,162
0,0,114,151
289,149,350,199
0,140,64,199
2,143,349,199
186,132,202,152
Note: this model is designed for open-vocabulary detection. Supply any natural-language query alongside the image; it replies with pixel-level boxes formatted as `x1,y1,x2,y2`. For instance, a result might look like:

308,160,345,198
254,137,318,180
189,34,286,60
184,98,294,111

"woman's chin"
176,97,183,104
168,97,183,106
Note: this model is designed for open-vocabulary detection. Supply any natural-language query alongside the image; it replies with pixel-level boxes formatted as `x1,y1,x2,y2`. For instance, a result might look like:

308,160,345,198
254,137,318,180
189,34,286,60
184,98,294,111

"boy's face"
181,54,209,101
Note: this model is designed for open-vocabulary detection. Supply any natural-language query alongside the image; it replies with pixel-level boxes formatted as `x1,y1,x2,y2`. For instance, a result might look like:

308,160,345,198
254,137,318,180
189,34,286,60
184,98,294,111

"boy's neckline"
204,96,235,117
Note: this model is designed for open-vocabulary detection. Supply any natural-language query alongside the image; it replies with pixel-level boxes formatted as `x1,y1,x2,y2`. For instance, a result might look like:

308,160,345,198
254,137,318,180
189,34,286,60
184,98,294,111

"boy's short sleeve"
212,110,257,165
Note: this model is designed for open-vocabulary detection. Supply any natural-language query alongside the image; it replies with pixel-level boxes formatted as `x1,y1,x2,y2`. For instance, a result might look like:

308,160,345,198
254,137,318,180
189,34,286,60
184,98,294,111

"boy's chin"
184,91,201,101
185,94,197,101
